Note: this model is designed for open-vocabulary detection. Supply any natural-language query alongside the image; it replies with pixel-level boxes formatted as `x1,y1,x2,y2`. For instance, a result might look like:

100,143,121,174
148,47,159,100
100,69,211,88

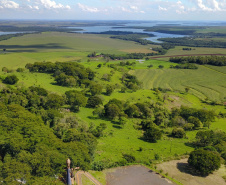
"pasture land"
130,65,226,101
196,26,226,34
0,32,153,53
76,102,226,165
166,46,226,55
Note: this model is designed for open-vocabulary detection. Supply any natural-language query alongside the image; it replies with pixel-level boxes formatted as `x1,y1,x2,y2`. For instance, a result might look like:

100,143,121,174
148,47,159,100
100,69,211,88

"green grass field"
130,65,226,101
196,26,226,34
0,32,153,53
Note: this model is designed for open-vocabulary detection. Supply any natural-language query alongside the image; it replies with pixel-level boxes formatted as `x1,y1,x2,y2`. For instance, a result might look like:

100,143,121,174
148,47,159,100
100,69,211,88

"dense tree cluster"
0,86,64,114
26,61,95,87
170,106,215,130
170,63,198,69
121,73,142,92
188,149,221,176
65,90,87,112
0,103,94,184
169,55,226,66
186,128,226,176
3,75,19,85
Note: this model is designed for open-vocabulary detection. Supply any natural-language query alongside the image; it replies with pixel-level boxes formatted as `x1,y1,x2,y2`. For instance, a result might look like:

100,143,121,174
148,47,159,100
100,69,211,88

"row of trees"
110,33,155,45
170,63,198,69
169,55,226,66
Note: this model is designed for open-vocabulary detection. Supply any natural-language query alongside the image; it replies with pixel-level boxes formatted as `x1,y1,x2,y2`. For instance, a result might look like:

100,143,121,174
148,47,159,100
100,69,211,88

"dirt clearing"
106,165,173,185
157,158,226,185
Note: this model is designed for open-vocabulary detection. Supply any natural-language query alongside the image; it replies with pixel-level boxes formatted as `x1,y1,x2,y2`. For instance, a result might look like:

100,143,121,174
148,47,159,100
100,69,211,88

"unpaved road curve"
76,171,102,185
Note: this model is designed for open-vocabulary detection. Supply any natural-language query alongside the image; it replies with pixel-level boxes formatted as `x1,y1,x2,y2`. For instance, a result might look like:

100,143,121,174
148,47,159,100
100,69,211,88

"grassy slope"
130,65,226,101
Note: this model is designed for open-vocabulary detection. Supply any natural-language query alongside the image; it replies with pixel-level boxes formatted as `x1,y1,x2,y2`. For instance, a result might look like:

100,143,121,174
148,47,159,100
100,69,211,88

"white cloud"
130,5,138,10
192,0,225,11
77,3,99,12
158,6,167,11
28,5,39,10
0,0,19,9
39,0,70,9
121,6,131,12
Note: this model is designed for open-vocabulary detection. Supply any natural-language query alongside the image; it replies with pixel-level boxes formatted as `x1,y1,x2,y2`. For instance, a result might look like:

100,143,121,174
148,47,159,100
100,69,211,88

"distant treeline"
0,33,27,42
0,26,81,32
88,52,166,60
169,55,226,66
170,63,198,69
159,37,226,48
109,33,155,45
144,28,196,35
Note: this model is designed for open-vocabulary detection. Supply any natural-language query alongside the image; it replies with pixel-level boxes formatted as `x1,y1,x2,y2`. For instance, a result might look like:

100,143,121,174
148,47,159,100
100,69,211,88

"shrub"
91,161,105,171
188,149,221,176
183,123,194,131
3,75,19,85
154,153,160,160
143,126,162,142
171,128,186,138
122,154,136,163
16,68,25,72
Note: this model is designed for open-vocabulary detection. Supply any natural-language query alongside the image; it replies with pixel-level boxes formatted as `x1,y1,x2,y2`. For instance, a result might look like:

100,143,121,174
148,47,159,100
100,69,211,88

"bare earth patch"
157,158,226,185
106,165,173,185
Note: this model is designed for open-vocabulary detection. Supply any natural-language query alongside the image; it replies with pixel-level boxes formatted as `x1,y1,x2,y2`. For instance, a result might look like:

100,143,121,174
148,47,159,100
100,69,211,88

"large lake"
68,25,186,43
1,21,226,43
67,20,226,43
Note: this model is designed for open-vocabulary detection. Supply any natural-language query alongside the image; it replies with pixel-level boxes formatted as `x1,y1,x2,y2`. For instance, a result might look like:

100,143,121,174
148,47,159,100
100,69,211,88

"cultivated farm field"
130,65,226,101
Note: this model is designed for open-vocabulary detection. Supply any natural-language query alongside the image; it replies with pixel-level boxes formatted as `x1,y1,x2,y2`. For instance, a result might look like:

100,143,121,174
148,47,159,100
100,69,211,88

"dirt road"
76,171,102,185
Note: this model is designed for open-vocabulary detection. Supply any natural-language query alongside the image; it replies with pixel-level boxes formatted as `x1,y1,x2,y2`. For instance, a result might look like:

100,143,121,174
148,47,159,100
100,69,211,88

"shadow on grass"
113,125,122,129
138,136,157,143
177,162,206,177
184,142,197,148
1,43,72,51
87,116,100,120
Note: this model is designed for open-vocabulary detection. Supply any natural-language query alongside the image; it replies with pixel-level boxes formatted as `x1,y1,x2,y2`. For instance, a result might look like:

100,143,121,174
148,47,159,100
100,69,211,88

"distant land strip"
150,54,226,59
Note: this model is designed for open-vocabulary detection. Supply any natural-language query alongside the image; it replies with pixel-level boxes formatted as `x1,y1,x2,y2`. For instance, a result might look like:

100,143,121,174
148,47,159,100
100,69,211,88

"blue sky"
0,0,225,20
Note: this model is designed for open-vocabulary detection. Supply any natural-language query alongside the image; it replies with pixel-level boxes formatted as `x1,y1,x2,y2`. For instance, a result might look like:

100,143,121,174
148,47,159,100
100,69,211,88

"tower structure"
66,159,71,185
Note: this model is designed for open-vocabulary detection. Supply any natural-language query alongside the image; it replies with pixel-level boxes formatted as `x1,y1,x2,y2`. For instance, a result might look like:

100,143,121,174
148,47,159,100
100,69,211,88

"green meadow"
1,31,226,179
